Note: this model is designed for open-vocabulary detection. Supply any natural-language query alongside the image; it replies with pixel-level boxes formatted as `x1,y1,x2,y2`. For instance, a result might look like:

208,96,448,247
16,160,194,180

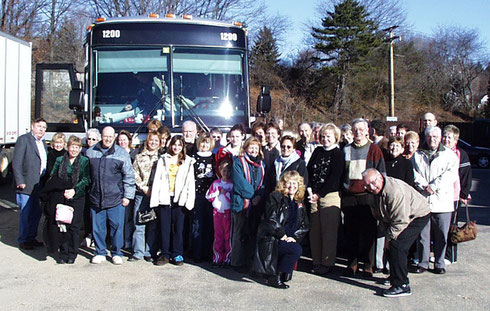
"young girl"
192,133,216,262
206,160,233,266
150,135,195,266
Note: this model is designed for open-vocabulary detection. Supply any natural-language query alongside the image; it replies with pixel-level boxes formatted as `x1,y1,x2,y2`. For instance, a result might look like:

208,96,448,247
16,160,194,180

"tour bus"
35,14,269,142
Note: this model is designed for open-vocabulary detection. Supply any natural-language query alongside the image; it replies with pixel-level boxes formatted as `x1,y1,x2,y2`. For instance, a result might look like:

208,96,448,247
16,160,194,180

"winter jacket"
252,191,309,276
411,144,459,213
150,154,196,210
372,176,430,240
50,155,91,199
86,142,135,209
231,155,265,213
133,149,159,195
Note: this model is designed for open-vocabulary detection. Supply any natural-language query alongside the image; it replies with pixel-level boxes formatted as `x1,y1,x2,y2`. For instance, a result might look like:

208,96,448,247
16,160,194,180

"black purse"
137,208,157,224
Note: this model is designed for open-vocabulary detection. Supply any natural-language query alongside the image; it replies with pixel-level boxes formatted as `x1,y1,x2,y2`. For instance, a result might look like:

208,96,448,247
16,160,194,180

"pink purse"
55,204,74,224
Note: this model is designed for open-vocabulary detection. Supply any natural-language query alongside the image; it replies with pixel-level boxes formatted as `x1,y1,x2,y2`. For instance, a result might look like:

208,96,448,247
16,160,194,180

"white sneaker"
91,255,106,264
112,256,123,265
429,256,435,263
444,259,452,266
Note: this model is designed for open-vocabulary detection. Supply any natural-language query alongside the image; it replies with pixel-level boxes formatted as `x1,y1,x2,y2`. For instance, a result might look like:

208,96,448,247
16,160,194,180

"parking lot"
0,169,489,310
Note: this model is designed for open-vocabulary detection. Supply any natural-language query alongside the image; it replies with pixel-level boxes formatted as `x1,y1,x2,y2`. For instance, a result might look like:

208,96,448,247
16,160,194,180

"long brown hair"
167,135,186,164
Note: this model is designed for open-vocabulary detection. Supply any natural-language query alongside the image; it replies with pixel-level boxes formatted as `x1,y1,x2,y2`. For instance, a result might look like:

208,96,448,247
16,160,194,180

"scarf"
274,151,300,181
58,153,81,188
239,153,265,209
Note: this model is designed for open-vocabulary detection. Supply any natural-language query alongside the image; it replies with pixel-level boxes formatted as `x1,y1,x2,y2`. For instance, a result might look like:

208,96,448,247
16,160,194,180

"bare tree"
0,0,47,38
427,26,488,113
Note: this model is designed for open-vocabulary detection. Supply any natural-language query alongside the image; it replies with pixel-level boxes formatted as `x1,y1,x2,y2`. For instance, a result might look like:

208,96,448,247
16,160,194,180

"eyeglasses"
281,145,293,149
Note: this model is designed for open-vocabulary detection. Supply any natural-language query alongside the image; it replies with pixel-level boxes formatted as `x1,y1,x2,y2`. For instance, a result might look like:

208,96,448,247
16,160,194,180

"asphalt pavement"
0,169,489,310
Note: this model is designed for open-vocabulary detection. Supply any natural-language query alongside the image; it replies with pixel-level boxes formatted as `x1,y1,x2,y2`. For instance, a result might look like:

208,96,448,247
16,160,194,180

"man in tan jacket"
362,168,430,298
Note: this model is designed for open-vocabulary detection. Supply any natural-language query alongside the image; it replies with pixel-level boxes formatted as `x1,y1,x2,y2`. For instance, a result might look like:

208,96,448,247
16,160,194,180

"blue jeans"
132,194,157,259
17,193,42,243
91,204,125,257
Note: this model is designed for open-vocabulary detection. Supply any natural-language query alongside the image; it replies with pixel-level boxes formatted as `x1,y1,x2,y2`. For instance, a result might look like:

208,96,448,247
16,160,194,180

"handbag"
55,203,74,224
450,201,478,244
137,208,157,224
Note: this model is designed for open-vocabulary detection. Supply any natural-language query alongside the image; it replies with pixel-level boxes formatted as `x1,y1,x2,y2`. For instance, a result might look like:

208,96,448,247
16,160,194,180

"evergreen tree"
312,0,381,114
249,26,281,87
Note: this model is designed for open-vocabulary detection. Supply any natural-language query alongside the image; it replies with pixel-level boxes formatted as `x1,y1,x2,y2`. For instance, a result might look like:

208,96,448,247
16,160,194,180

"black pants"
389,214,430,286
342,199,377,269
277,240,302,273
191,194,214,261
157,202,185,258
59,197,84,261
231,210,252,267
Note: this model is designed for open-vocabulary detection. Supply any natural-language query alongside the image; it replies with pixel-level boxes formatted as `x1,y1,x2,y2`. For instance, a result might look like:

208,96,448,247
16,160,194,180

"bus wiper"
177,95,209,132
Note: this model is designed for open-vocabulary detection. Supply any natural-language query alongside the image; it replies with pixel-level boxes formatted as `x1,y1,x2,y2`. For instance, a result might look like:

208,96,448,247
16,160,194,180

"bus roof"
92,15,245,30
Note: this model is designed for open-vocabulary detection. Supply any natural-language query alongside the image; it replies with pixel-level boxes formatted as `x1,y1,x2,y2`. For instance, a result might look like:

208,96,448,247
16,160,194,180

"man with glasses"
86,126,135,265
362,168,430,297
13,118,48,250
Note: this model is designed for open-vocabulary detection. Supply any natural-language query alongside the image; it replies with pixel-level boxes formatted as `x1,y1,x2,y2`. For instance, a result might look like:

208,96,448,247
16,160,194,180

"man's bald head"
101,126,116,148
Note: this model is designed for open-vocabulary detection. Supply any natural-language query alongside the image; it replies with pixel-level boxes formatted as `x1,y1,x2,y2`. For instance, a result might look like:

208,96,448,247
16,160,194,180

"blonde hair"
51,132,67,148
404,131,419,142
197,132,215,152
275,170,305,202
240,137,264,158
320,123,341,144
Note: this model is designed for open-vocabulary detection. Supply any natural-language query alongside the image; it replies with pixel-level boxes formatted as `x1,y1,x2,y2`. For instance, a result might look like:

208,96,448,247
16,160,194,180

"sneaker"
112,256,123,265
444,259,452,266
91,255,106,264
429,256,435,263
383,284,412,298
171,255,184,266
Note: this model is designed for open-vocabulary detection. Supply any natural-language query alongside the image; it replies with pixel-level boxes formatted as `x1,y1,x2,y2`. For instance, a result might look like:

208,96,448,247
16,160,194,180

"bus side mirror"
69,81,84,110
257,85,271,114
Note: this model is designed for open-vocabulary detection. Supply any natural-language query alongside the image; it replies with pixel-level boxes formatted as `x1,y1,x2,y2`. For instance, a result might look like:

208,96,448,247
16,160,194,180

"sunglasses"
281,145,293,149
87,138,97,141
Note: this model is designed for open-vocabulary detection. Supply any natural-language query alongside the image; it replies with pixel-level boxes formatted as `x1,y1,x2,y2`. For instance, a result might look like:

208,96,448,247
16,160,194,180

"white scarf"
274,151,301,181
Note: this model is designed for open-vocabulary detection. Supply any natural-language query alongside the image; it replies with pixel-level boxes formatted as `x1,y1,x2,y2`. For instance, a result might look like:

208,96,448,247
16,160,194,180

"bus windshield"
92,47,247,130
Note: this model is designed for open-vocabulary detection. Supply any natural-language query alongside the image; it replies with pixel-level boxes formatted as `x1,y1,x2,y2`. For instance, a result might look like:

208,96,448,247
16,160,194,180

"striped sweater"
342,141,386,194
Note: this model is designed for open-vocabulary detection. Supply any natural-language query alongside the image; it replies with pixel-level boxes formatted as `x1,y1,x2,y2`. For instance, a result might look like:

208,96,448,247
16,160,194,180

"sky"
267,0,490,58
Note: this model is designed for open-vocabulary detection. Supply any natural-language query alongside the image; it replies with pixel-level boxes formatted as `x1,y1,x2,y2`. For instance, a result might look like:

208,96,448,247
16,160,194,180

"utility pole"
382,26,400,120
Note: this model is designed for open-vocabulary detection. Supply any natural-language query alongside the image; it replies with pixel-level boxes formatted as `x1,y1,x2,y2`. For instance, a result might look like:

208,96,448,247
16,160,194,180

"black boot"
267,274,289,289
280,272,293,283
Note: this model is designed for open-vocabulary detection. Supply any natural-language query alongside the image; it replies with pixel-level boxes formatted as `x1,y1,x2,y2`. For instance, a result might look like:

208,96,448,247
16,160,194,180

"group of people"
12,112,471,297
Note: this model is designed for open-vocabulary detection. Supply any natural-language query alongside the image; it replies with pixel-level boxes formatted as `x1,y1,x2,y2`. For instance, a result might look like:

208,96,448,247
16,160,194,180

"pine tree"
312,0,381,114
249,26,281,87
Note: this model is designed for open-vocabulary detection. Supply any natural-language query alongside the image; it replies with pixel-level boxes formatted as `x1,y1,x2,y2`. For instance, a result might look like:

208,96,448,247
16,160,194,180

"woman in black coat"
385,136,414,186
253,170,309,289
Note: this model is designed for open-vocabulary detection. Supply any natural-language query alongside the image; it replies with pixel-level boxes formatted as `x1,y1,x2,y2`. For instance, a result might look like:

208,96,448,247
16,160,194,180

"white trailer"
0,31,32,182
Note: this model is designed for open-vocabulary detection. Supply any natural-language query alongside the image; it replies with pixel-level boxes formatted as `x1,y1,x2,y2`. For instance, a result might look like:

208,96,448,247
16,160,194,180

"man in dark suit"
12,118,48,250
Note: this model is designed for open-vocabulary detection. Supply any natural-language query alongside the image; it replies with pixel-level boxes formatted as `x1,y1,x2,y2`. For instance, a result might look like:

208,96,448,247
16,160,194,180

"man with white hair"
411,126,458,274
182,120,198,156
341,118,386,277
